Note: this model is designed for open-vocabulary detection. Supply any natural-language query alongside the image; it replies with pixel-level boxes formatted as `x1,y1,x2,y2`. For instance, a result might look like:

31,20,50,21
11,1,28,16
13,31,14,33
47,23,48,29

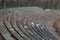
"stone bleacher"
0,7,60,40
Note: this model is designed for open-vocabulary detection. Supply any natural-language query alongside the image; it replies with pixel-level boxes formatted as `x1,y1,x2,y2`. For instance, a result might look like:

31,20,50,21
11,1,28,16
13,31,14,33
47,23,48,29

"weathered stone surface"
0,7,60,40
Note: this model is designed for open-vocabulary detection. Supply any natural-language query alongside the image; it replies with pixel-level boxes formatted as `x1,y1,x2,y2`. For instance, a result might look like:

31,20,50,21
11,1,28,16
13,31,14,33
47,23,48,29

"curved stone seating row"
0,14,58,40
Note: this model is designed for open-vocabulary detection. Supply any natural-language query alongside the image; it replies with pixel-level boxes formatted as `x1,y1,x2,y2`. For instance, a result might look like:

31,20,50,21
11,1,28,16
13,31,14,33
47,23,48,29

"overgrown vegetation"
0,0,60,9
